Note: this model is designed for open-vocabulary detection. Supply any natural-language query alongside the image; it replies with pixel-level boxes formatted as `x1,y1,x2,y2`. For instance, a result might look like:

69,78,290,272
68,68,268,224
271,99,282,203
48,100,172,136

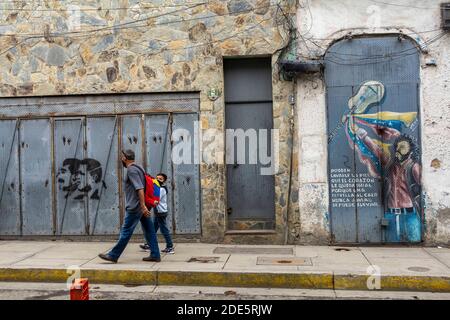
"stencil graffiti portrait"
56,158,107,201
342,81,422,242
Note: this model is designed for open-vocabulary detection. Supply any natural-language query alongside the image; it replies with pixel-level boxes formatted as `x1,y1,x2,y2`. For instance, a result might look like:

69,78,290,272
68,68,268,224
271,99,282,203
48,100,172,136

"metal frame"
223,57,276,231
0,93,202,238
0,93,199,120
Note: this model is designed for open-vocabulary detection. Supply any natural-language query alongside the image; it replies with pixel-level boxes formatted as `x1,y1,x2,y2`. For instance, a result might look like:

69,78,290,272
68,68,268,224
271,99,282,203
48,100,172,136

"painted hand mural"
343,81,422,242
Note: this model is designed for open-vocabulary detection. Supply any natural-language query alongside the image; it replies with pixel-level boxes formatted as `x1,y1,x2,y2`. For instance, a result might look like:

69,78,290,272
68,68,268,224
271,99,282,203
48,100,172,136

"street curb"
157,271,334,289
0,268,449,292
0,268,157,286
334,274,450,292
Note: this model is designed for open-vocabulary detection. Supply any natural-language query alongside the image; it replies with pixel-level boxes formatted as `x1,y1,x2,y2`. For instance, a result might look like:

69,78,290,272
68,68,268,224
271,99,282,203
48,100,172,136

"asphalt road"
0,282,450,300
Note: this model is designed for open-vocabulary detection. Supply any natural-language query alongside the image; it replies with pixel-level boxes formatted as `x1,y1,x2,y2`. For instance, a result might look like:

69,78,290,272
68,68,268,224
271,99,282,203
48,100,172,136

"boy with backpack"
140,173,174,254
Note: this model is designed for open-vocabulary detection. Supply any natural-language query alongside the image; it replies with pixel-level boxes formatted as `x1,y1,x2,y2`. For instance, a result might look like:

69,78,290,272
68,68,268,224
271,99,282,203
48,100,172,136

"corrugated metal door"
325,36,421,243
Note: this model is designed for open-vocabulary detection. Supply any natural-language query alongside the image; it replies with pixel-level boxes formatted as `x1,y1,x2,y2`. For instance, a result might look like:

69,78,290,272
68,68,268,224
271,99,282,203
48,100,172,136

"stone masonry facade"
0,0,299,244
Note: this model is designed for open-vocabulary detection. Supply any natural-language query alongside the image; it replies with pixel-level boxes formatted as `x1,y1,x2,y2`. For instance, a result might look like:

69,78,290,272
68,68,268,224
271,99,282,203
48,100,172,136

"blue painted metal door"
325,36,422,244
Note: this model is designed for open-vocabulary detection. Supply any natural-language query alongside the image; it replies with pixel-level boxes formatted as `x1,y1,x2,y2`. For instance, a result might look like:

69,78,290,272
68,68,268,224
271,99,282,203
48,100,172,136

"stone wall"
296,0,450,245
0,0,299,243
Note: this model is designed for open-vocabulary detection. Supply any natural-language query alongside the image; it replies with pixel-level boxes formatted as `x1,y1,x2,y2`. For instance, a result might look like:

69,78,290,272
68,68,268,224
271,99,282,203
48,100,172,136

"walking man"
99,149,161,263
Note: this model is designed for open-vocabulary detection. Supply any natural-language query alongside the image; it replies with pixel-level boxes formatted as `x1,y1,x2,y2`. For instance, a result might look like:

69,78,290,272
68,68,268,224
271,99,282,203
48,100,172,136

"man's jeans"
384,209,421,243
108,210,160,260
154,213,173,249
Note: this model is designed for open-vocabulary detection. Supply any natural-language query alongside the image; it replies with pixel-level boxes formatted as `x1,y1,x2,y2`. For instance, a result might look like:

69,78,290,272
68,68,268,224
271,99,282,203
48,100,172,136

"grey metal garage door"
0,93,201,236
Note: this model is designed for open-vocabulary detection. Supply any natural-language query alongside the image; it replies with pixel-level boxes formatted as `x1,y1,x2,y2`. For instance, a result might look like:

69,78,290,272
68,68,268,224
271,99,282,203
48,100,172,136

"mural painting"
56,158,107,201
339,80,422,242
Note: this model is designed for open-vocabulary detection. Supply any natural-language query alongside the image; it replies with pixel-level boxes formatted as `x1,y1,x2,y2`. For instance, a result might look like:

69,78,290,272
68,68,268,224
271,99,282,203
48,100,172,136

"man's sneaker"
142,256,161,262
98,253,118,263
139,243,150,251
162,247,175,254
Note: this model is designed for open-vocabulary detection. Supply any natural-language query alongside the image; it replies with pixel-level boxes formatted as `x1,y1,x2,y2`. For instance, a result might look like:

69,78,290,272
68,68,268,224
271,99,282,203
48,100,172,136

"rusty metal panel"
20,119,53,235
54,119,87,235
145,114,173,232
172,113,201,234
0,120,20,235
87,117,120,235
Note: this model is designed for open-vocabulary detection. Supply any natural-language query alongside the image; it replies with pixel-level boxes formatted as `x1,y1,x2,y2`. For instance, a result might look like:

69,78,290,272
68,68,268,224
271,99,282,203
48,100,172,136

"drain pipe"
284,76,297,245
280,59,323,245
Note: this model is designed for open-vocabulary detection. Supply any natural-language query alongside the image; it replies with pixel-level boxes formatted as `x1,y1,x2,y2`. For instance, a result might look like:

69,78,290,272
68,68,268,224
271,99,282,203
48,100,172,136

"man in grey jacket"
99,149,161,263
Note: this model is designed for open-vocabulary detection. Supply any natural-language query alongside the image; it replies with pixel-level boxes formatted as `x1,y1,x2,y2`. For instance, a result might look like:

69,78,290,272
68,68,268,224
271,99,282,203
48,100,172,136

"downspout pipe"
279,59,324,244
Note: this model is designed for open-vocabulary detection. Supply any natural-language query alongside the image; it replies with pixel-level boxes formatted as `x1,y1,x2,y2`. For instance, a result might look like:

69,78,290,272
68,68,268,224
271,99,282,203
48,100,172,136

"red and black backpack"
131,165,161,208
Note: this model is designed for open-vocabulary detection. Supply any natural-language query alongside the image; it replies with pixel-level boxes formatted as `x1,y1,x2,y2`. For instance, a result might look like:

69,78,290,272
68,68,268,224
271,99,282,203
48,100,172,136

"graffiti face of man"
395,140,411,163
57,159,83,196
57,158,104,200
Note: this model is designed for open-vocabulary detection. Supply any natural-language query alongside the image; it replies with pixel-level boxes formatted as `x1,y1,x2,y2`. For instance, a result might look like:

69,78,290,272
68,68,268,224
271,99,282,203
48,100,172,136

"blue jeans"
154,213,173,249
384,209,422,243
109,210,160,260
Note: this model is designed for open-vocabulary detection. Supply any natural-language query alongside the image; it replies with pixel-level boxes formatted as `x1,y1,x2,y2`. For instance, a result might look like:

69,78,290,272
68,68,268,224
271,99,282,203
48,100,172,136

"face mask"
395,151,409,163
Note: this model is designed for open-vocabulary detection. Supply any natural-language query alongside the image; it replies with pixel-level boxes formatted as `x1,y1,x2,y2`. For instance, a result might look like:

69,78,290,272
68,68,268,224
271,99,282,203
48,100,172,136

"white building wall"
296,0,450,244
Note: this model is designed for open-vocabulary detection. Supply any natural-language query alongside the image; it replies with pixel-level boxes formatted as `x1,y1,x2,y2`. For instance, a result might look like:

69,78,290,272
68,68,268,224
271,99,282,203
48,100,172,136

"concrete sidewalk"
0,241,449,292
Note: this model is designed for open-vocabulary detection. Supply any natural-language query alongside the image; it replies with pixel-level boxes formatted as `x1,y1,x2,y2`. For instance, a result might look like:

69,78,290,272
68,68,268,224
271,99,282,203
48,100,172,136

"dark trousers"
109,209,160,260
154,213,174,249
